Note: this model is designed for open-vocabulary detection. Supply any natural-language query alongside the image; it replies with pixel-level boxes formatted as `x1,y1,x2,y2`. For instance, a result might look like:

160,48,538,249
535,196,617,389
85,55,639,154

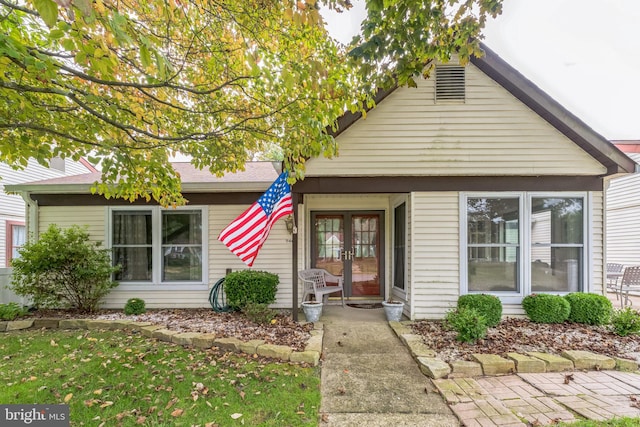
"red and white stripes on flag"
218,171,293,267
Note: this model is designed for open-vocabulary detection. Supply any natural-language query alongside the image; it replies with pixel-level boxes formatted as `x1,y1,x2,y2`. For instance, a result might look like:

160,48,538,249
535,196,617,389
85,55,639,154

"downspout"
21,192,39,242
291,192,299,322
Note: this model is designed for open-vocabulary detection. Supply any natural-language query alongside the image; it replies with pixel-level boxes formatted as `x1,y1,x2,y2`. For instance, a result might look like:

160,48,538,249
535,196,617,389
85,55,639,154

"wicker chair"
298,268,345,307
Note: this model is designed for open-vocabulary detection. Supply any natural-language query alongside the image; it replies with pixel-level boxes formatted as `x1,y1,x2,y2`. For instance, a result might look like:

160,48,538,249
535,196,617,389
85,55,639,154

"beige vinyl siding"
209,205,294,309
591,192,605,294
38,206,105,242
411,192,460,319
102,205,293,309
606,154,640,266
305,63,605,177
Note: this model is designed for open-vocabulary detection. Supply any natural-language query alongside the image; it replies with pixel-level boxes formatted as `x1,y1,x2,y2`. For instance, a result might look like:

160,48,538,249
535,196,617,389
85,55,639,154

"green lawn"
0,329,320,426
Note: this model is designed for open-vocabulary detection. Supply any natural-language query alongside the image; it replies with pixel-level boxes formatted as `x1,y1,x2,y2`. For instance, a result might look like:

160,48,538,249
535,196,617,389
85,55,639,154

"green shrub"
457,294,502,327
242,302,276,324
124,298,146,315
444,307,488,343
0,302,28,320
564,293,612,325
522,294,570,323
224,270,278,310
10,224,120,313
611,307,640,337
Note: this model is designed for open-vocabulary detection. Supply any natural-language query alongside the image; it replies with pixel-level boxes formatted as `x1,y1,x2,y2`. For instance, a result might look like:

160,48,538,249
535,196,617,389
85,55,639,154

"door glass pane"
314,216,344,278
351,215,380,296
531,197,584,292
467,198,520,292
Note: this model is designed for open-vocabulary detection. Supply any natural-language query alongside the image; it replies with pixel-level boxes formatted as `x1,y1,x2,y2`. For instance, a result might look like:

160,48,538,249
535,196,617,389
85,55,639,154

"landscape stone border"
388,320,639,379
0,318,323,366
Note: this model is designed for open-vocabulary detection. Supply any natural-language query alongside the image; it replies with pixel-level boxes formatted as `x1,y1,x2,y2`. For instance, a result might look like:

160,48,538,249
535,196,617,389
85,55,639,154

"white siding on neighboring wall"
411,192,460,319
607,153,640,267
304,63,605,177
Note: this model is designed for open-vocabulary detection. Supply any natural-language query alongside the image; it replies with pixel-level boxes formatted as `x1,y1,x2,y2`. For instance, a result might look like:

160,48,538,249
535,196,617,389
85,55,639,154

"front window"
467,198,520,293
463,193,586,301
531,197,584,293
111,207,206,284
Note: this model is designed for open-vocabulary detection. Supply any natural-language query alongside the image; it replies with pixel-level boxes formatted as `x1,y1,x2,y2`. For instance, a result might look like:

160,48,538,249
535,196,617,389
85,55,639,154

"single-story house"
7,44,637,319
606,141,640,266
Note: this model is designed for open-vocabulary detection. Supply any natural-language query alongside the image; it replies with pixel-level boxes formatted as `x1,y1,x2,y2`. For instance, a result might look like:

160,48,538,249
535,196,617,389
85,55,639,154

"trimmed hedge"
224,270,279,310
522,294,570,323
457,294,502,327
564,292,612,326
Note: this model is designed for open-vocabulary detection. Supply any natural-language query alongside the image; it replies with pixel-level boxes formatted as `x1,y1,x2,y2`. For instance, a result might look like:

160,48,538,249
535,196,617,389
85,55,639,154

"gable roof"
330,43,636,176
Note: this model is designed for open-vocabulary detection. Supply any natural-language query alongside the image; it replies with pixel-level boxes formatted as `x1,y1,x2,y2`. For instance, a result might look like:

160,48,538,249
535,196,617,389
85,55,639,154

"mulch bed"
26,308,314,352
411,317,640,363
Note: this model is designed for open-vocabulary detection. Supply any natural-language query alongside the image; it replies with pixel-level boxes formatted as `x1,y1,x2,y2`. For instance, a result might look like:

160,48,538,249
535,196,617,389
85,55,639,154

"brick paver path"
433,371,640,426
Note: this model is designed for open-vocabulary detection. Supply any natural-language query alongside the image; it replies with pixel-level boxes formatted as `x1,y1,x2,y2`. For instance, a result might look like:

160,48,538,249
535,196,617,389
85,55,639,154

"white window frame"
107,206,208,290
460,192,589,304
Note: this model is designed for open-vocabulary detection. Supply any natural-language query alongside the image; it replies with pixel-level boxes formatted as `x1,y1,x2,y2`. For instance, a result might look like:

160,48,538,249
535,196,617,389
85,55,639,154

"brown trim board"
292,176,603,193
30,192,265,206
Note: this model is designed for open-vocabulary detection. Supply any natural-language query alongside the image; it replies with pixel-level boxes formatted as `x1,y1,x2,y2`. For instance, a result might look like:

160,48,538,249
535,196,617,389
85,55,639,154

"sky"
323,0,640,141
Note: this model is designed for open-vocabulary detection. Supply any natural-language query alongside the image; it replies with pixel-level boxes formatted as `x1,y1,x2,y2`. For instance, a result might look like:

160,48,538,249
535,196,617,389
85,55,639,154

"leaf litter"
412,317,640,363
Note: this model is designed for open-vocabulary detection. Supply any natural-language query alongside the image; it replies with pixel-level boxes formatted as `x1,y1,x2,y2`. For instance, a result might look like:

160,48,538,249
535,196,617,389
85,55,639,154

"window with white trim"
110,207,206,285
462,193,586,302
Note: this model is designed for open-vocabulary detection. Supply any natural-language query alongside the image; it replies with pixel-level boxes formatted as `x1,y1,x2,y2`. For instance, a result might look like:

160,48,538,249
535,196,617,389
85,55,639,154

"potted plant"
301,300,323,322
381,298,404,321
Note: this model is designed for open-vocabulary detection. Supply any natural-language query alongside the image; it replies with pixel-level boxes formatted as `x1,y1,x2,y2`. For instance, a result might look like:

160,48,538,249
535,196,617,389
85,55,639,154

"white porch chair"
299,268,345,307
606,262,625,300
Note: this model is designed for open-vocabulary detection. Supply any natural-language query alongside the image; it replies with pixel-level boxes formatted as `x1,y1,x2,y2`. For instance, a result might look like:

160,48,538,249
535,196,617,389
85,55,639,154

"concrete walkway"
318,305,458,426
317,304,640,427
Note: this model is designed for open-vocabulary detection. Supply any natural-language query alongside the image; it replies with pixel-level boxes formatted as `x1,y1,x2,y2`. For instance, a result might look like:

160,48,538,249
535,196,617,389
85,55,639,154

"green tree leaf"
32,0,59,28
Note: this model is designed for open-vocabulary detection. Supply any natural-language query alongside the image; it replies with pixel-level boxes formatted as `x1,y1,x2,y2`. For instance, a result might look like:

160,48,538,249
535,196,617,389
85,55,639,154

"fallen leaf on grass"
99,401,113,408
136,416,147,424
170,409,184,417
64,393,73,403
230,413,243,419
51,340,58,347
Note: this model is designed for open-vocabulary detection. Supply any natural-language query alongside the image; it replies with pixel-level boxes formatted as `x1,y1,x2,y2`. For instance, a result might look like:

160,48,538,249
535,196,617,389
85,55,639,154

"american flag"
218,171,293,267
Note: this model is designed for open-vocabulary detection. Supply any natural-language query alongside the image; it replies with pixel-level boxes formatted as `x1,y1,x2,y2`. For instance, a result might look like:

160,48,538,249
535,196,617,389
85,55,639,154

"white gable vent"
435,65,465,102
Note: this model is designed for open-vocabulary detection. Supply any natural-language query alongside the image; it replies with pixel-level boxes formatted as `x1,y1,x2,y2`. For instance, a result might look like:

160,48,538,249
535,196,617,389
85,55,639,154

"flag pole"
292,191,299,322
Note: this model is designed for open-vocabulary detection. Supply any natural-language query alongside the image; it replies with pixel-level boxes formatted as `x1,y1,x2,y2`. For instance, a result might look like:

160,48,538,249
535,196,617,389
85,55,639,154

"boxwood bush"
564,292,612,325
522,293,570,323
224,270,279,310
124,298,146,315
444,307,488,343
457,294,502,327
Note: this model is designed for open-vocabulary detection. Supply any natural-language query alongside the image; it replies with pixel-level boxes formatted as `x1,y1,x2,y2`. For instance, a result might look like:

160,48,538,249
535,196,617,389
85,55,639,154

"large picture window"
110,207,206,285
463,193,586,301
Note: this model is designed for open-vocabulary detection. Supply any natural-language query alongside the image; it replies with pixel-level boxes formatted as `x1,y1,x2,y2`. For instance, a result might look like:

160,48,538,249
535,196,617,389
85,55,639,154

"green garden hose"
209,277,231,312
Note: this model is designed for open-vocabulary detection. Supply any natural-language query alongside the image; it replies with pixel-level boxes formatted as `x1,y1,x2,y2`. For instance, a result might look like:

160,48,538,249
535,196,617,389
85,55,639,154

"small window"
435,65,465,102
6,221,26,266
